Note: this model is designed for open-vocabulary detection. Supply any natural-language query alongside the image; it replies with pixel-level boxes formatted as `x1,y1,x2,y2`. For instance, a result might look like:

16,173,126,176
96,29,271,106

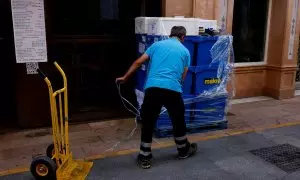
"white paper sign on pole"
288,0,299,60
219,0,228,33
11,0,48,63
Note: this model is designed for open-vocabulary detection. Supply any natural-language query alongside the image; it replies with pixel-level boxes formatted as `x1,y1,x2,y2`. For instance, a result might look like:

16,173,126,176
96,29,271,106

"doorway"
0,0,17,127
44,0,162,122
232,0,270,63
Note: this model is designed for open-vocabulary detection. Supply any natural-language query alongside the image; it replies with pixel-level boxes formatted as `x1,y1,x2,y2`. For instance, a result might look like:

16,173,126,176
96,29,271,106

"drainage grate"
250,144,300,173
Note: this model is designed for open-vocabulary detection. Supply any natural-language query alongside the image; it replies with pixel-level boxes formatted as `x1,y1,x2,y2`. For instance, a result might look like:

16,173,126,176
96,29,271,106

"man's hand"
116,54,149,84
116,76,128,84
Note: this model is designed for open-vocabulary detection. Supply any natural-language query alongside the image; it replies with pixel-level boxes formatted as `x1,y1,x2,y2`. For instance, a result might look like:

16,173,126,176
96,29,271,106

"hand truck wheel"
30,156,57,179
46,143,63,165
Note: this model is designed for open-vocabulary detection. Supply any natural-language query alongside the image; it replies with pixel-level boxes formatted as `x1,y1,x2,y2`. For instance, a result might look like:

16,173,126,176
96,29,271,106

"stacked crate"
134,17,231,138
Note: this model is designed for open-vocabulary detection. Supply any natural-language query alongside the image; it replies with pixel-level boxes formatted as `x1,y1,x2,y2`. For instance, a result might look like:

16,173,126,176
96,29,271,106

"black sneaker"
178,142,198,159
137,154,153,169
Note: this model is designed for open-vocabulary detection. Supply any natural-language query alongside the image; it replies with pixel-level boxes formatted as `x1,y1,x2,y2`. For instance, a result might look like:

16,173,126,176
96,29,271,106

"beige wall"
162,0,194,17
162,0,234,32
163,0,300,99
264,0,299,99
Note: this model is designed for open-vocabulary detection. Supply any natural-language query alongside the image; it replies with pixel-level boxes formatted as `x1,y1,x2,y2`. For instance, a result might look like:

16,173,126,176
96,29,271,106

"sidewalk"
3,123,300,179
1,96,300,175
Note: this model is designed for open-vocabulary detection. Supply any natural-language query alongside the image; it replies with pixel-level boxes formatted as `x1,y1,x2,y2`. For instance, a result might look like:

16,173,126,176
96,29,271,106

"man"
116,26,197,169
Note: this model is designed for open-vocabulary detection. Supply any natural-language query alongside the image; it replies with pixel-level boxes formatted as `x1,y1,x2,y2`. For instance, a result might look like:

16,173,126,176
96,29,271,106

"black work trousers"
140,87,187,147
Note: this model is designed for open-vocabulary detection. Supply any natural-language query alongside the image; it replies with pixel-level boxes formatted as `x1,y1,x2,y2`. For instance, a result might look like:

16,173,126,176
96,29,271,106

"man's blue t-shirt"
144,38,191,93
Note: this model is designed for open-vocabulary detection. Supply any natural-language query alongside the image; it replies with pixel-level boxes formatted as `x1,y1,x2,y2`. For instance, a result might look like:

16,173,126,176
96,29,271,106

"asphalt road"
3,125,300,180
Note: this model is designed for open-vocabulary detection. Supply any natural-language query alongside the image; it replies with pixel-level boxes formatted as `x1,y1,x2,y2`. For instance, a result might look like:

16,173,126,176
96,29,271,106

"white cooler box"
147,17,199,36
147,17,218,36
135,17,218,35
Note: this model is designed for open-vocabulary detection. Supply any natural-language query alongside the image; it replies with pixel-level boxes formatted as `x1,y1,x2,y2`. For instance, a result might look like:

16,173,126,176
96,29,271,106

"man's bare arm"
116,54,149,83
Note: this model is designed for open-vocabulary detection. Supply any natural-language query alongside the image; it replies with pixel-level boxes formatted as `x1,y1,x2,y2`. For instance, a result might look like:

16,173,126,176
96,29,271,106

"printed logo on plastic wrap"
204,78,221,85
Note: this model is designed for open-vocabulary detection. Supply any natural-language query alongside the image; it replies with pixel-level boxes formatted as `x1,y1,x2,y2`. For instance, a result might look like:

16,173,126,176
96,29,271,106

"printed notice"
219,0,228,33
11,0,47,63
288,0,299,60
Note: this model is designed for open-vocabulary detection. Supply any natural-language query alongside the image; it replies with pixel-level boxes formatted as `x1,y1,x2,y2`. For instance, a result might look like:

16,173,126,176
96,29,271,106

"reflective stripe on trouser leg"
174,136,188,149
175,136,187,141
140,150,152,157
141,142,152,148
140,142,152,157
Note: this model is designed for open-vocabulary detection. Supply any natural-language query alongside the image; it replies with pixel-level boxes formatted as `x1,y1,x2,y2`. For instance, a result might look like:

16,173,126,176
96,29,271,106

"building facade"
1,0,300,128
163,0,300,99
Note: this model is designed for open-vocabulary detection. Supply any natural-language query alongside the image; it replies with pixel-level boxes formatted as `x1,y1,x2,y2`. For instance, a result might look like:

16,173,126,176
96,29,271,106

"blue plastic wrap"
105,30,234,152
134,35,235,137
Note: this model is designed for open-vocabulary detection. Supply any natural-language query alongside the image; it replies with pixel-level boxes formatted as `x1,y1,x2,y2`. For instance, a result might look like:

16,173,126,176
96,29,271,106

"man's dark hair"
170,26,187,38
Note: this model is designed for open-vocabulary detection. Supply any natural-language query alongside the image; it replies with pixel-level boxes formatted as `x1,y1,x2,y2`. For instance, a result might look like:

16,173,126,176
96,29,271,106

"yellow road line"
0,168,29,177
1,120,300,177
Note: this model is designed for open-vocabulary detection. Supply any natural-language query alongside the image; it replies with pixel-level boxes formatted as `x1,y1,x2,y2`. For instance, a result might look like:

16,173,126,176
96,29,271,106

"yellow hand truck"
30,62,93,180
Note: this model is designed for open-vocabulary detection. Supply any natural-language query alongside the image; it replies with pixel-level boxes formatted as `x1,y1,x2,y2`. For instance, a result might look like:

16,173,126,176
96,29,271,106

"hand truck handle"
53,61,67,87
37,69,47,79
